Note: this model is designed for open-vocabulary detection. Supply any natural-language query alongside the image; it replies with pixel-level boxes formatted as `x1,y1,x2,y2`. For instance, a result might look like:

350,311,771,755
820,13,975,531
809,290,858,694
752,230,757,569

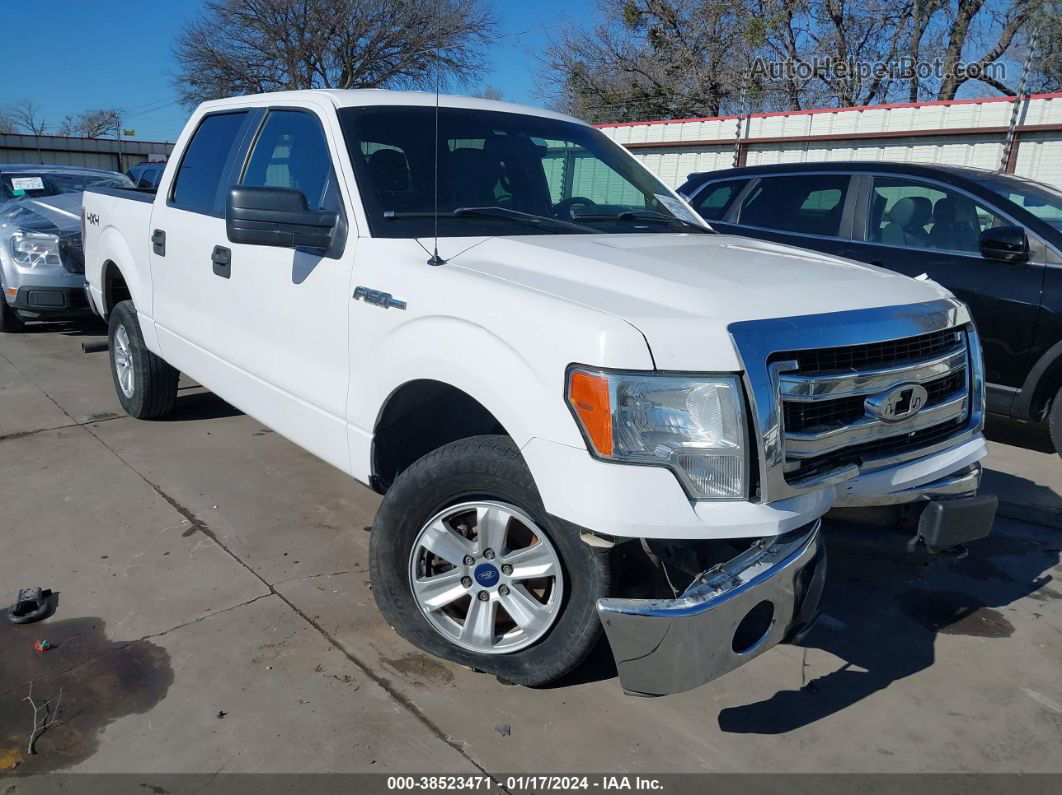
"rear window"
737,174,851,237
690,179,749,221
171,111,248,214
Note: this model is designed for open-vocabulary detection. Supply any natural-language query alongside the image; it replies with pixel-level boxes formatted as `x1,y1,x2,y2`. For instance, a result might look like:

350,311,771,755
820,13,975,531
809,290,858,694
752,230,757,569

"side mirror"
226,186,337,250
978,225,1029,263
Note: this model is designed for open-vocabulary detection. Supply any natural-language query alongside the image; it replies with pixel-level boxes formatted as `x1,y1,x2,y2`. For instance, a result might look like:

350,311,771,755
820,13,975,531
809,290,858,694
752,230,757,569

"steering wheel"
553,196,598,221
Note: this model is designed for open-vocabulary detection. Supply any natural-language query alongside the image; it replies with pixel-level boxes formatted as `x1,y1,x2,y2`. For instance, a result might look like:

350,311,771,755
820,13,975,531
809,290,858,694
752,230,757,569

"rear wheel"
108,300,179,419
370,435,611,686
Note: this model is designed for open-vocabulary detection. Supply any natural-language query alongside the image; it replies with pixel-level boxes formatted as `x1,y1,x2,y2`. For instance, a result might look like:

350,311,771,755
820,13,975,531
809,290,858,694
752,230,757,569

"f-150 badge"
353,286,406,310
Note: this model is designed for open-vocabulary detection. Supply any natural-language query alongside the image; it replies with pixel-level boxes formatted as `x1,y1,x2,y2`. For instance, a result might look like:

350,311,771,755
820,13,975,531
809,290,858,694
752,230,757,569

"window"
338,105,703,238
241,110,337,211
171,112,248,214
691,179,749,221
867,176,1003,254
976,174,1062,233
737,174,850,237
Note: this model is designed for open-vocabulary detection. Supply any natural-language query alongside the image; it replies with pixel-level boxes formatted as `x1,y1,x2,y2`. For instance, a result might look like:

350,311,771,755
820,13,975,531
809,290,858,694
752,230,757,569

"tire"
0,293,24,333
1050,385,1062,459
370,435,611,686
108,300,179,419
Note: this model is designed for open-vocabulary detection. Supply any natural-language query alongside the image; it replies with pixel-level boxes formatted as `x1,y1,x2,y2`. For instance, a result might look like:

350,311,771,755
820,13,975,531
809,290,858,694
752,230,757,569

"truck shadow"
160,390,244,422
716,518,1059,734
985,413,1054,454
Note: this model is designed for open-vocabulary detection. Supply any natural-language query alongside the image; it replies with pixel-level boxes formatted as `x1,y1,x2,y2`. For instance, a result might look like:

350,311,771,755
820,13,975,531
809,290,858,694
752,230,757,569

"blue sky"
1,1,594,143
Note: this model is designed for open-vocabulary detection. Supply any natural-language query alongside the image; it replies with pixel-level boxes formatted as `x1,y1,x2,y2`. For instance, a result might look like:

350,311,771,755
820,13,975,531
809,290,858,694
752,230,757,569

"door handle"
212,245,231,279
151,229,166,256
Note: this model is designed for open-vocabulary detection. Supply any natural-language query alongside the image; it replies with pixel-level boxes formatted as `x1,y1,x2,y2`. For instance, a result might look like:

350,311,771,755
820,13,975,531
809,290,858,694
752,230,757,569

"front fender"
348,314,583,483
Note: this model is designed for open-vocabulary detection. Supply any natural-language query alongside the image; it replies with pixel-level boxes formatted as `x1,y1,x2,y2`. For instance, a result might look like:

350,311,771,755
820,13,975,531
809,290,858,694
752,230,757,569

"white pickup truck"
82,90,995,697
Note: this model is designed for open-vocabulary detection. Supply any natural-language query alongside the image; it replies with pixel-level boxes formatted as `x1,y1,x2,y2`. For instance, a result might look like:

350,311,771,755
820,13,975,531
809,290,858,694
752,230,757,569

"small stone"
494,724,511,737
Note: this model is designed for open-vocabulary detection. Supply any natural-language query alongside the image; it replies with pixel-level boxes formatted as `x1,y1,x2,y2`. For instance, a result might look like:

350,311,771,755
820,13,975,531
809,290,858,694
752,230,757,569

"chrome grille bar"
778,348,967,402
784,392,969,458
728,299,984,503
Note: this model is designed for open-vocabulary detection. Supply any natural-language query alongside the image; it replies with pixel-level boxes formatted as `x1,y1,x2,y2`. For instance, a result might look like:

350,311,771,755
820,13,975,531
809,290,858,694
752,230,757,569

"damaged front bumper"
597,519,825,697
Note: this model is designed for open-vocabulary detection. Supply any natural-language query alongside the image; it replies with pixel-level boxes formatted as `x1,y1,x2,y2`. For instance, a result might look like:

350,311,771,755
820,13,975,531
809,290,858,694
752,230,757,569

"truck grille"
774,328,970,485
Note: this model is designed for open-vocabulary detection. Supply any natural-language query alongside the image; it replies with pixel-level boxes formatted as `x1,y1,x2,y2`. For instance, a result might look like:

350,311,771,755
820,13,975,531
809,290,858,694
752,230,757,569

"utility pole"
732,73,750,168
115,112,124,172
999,25,1041,172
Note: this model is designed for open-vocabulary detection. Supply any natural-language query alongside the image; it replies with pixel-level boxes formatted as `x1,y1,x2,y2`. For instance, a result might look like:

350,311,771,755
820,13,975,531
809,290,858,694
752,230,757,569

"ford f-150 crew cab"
82,90,996,697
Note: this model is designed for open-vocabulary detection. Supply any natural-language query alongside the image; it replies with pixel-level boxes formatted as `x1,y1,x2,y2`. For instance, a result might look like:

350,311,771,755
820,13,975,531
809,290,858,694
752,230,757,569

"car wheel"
108,300,179,419
370,435,611,686
0,295,24,333
1049,385,1062,459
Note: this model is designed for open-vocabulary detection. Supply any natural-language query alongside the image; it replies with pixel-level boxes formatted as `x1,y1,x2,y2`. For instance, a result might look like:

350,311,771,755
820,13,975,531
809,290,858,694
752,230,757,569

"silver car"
0,164,133,332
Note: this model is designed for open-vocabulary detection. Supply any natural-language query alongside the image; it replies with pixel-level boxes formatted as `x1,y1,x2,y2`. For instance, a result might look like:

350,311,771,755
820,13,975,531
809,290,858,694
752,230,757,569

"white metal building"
0,133,174,173
598,92,1062,190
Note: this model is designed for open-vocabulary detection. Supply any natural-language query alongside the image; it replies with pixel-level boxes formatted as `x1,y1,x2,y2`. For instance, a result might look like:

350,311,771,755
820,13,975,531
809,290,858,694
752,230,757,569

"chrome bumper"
597,520,825,697
832,463,982,507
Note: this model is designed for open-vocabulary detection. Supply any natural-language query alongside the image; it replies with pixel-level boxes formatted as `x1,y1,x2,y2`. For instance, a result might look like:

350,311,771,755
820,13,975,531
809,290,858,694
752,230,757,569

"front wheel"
108,300,179,419
0,296,24,333
370,435,611,686
1049,385,1062,459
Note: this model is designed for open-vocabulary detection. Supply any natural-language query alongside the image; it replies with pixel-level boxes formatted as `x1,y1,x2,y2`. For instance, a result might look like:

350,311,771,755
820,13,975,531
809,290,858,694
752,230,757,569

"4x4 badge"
865,383,929,423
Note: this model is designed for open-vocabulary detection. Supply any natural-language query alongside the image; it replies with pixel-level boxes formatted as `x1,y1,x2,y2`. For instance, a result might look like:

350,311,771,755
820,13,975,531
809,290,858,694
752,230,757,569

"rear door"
846,174,1046,389
709,172,857,258
684,178,751,224
151,109,255,364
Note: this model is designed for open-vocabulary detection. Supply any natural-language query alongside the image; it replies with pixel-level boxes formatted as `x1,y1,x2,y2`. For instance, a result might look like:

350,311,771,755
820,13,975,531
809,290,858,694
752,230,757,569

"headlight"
10,232,62,268
566,367,748,499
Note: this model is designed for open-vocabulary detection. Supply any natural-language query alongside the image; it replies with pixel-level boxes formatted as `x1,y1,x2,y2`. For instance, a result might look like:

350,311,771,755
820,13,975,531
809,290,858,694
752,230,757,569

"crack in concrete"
272,570,358,587
76,420,497,782
139,593,274,641
2,342,501,783
0,414,124,444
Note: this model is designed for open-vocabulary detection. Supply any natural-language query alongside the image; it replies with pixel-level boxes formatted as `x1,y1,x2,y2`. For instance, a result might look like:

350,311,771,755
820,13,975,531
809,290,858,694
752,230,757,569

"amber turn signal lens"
568,370,613,456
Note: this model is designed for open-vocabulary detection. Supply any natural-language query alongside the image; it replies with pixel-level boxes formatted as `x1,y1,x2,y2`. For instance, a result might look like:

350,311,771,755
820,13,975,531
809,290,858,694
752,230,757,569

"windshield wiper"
383,207,595,233
575,209,712,233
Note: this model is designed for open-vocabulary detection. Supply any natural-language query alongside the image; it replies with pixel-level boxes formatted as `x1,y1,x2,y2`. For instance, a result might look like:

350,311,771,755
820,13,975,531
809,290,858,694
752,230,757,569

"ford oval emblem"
865,383,929,423
474,562,500,588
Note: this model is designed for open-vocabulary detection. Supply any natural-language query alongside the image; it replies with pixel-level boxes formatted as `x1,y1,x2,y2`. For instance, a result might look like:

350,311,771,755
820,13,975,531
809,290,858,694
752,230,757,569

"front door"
847,175,1046,389
217,106,355,472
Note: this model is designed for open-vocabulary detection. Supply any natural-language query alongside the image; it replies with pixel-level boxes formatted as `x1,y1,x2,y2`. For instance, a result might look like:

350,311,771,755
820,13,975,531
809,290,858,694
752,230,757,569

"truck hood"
450,233,954,371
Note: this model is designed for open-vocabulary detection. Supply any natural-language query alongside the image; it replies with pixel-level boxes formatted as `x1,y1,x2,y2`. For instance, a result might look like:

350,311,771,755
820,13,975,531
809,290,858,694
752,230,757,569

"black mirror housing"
226,186,337,250
978,225,1029,263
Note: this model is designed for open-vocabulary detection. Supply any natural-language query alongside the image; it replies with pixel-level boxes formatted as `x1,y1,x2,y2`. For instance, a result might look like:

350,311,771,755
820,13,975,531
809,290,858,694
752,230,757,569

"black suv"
678,162,1062,453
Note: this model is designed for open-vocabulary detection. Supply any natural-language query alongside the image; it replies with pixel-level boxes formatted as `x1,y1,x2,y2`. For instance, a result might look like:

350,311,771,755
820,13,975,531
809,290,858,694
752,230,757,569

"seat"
929,196,981,252
367,149,410,192
445,148,504,208
881,196,932,247
868,193,887,241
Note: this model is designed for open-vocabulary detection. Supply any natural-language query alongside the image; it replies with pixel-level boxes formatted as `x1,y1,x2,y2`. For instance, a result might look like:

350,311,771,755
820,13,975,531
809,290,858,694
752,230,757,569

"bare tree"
172,0,498,106
473,84,504,100
937,0,1035,99
541,0,760,123
56,109,121,138
0,108,18,134
9,99,47,135
1030,1,1062,90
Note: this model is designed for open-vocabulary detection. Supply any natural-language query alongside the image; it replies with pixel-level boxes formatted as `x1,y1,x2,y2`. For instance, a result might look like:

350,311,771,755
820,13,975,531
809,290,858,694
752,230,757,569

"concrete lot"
1,321,1060,775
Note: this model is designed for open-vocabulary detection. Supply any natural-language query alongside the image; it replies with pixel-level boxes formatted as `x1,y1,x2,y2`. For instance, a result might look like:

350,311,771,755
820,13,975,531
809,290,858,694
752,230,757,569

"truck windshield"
337,105,709,238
